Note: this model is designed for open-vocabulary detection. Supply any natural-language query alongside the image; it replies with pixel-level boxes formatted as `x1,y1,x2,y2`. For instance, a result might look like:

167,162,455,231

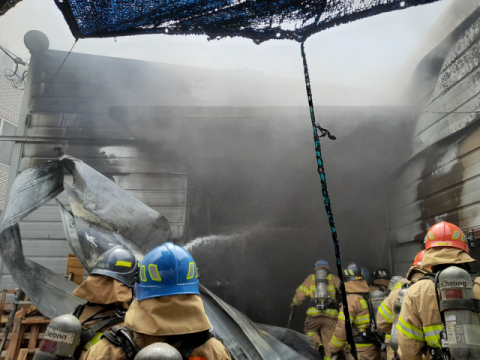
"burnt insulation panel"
55,0,440,43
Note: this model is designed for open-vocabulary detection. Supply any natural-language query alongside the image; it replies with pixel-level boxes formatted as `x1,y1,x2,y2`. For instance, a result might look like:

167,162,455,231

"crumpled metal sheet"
1,160,63,231
0,224,85,319
59,189,144,271
254,323,320,359
0,157,312,359
61,157,171,251
200,285,314,360
255,329,314,360
0,160,82,319
57,199,88,269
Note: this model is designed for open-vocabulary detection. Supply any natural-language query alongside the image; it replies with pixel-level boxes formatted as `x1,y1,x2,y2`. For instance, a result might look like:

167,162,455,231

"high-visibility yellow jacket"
376,270,427,344
292,265,341,318
376,278,409,338
327,280,377,355
396,247,479,360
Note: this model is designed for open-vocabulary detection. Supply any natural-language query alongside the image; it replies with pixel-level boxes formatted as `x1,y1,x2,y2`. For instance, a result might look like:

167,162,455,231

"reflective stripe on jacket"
327,291,376,355
396,274,480,360
293,268,341,318
376,278,411,337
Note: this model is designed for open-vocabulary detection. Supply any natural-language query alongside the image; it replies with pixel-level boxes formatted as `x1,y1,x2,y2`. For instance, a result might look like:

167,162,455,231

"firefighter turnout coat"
327,280,380,360
293,265,340,352
396,248,479,360
72,275,133,360
84,294,231,360
293,265,341,318
376,268,428,360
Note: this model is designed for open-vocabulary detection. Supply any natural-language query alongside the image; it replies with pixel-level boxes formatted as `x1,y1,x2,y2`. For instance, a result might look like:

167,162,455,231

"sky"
0,0,452,95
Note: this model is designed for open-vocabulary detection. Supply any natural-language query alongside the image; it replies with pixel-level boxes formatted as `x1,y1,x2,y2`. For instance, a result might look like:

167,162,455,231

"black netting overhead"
0,0,23,16
56,0,441,43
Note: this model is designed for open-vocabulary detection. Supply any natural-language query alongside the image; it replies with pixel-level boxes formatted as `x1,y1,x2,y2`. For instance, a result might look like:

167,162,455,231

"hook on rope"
314,123,336,140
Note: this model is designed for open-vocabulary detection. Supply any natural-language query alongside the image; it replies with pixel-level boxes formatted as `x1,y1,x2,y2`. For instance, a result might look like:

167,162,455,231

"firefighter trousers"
343,345,381,360
303,315,337,357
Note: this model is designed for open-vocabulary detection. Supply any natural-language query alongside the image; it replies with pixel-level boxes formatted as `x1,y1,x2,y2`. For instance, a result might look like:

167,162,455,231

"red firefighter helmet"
412,250,426,266
424,221,469,254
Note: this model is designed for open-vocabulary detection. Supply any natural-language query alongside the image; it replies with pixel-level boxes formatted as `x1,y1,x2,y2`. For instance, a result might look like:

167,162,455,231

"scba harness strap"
72,303,126,359
102,326,139,360
102,326,214,360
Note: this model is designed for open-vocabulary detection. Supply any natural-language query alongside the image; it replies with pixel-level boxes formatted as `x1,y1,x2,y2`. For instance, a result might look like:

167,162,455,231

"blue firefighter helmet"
315,259,329,269
135,242,199,301
91,246,138,287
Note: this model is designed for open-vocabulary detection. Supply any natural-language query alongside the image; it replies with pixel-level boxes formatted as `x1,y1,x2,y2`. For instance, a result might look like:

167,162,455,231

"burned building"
389,2,480,275
0,42,414,331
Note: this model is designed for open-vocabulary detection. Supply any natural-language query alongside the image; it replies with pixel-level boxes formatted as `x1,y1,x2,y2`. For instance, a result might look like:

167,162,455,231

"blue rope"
300,41,358,360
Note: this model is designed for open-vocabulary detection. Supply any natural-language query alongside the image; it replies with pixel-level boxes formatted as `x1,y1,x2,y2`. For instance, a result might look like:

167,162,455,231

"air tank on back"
439,266,480,359
134,343,182,360
33,314,82,360
385,276,403,296
314,267,331,310
390,286,408,352
370,290,386,321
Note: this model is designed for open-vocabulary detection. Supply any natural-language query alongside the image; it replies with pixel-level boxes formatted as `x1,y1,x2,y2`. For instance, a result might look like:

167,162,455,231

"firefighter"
72,246,138,359
369,268,391,294
396,221,480,360
84,242,231,360
327,262,380,360
376,250,430,360
291,259,340,355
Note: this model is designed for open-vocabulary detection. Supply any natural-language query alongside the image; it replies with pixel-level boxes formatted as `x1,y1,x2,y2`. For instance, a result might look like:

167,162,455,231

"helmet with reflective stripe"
135,242,199,301
315,259,328,269
91,246,138,287
343,262,363,281
412,250,426,267
373,268,391,280
424,221,469,254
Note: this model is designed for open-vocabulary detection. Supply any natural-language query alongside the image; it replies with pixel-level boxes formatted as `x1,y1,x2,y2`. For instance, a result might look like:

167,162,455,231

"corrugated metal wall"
390,9,480,275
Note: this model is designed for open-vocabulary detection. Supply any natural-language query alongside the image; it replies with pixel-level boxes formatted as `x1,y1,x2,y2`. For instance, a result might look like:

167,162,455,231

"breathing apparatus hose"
300,41,358,360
